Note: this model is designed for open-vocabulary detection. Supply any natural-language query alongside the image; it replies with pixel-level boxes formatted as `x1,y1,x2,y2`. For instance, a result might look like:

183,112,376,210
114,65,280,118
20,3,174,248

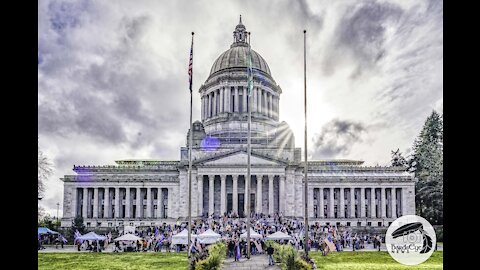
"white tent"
197,229,221,244
76,232,107,252
171,229,197,245
76,232,107,241
266,231,292,241
114,233,142,242
240,228,263,239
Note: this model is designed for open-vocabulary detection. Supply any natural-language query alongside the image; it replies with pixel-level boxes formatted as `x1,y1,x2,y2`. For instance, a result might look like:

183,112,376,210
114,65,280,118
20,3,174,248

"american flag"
188,33,194,92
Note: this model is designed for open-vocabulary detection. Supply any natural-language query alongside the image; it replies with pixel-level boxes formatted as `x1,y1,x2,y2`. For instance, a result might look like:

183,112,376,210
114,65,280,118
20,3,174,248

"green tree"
410,111,443,225
38,144,53,199
67,216,86,242
391,148,408,167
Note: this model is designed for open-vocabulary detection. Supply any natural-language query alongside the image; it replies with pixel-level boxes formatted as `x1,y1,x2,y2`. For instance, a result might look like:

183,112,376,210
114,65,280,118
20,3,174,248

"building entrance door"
227,194,232,213
250,193,255,215
238,194,244,217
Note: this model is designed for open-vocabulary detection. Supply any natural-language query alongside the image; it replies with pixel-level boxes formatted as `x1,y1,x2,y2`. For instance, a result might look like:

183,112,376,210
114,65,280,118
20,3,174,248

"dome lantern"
233,15,247,45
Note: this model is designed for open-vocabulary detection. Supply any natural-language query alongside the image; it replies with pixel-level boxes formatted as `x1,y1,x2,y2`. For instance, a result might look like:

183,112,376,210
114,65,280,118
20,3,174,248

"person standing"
235,240,241,261
266,244,275,266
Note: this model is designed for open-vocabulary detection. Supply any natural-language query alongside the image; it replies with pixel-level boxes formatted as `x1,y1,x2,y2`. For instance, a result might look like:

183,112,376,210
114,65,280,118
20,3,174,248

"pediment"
201,151,283,166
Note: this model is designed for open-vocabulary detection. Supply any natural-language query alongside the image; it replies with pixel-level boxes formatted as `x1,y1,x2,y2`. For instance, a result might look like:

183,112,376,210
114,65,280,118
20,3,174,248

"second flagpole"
187,31,194,260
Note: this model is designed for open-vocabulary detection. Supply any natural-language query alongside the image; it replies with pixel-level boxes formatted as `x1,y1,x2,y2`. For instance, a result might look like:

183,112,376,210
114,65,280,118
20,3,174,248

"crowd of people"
93,211,385,256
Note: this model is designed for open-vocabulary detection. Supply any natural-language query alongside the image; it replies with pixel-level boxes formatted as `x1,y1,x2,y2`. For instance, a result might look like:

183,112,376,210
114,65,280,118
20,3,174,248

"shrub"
266,240,313,270
195,241,227,270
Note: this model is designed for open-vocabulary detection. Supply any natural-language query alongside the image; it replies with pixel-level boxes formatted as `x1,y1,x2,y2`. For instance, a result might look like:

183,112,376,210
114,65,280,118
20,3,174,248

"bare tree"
38,145,53,199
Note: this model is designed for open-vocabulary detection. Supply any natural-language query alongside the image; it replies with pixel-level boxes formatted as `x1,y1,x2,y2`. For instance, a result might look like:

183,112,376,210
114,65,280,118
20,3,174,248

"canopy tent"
114,233,143,242
171,229,197,245
197,229,221,244
38,227,59,235
266,231,292,241
240,228,263,239
76,232,107,241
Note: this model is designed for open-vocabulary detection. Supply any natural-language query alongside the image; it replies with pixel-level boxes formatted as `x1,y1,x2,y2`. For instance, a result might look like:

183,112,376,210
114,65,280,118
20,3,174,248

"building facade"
61,19,415,229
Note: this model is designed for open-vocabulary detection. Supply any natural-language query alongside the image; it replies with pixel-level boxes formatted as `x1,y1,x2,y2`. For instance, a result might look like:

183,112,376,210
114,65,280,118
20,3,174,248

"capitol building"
60,19,415,229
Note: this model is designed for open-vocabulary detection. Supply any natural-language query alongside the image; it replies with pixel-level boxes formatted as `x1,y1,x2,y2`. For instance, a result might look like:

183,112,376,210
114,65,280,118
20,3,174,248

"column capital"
208,175,215,181
220,175,226,181
268,174,274,181
232,175,239,180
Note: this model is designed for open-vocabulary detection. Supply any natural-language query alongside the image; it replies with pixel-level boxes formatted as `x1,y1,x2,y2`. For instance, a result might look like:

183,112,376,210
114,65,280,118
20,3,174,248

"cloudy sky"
38,0,443,217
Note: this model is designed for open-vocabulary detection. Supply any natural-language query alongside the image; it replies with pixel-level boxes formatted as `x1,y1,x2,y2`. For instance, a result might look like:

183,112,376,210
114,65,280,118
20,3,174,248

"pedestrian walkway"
222,254,280,270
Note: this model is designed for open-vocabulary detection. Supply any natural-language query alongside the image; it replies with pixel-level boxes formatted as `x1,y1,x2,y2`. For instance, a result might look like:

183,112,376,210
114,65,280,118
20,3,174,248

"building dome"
209,16,271,76
209,45,271,76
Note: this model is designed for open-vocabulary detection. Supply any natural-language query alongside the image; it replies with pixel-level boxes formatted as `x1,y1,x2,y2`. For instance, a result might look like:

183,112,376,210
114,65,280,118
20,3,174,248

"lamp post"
56,202,60,228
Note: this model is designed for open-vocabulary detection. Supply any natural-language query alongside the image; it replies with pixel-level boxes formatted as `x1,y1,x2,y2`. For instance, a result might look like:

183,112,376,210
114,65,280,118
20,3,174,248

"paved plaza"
222,255,280,270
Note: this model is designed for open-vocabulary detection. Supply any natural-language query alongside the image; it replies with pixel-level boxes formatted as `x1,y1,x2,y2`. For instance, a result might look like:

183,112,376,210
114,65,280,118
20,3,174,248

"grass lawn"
310,251,443,270
38,252,189,270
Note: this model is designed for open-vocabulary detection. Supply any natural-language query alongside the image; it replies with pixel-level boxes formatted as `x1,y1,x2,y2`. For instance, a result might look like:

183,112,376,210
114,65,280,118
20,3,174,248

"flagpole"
303,29,309,257
246,31,252,260
187,31,194,259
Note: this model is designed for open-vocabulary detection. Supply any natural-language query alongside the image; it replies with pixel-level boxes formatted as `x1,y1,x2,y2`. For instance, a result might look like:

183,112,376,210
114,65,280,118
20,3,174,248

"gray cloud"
321,0,403,78
38,0,442,216
311,119,368,159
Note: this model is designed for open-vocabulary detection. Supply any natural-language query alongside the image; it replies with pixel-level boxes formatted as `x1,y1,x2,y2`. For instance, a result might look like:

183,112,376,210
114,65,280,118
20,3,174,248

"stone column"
82,188,88,218
257,89,262,114
115,188,120,218
269,93,273,117
220,175,226,215
401,188,406,216
381,188,386,218
308,186,314,218
391,188,397,219
268,175,274,215
360,188,366,218
252,87,257,112
279,175,285,214
209,175,214,216
197,175,203,216
234,87,239,113
136,188,141,218
232,175,238,214
329,188,335,218
339,188,345,218
93,188,99,218
225,87,230,113
243,87,247,113
125,188,131,218
275,96,280,120
146,188,152,218
350,188,355,218
201,96,204,120
258,90,262,114
370,188,376,218
319,188,324,218
157,188,163,218
71,187,77,217
220,88,224,113
256,175,262,213
104,188,110,219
